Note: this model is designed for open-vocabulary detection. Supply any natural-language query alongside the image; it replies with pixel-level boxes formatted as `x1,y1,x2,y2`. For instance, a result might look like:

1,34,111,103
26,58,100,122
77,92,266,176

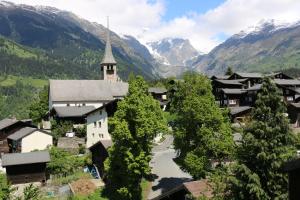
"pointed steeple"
101,17,117,65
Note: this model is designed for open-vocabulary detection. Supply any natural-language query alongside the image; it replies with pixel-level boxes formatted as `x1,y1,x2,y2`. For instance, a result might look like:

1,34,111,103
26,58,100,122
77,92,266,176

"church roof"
49,80,128,102
101,25,116,65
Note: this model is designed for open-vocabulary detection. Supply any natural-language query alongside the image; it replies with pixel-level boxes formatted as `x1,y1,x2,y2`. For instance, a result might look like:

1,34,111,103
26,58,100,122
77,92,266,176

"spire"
101,16,117,65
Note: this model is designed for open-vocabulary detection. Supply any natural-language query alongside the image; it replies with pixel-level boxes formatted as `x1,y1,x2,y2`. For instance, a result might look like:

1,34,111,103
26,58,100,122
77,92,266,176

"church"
48,21,128,148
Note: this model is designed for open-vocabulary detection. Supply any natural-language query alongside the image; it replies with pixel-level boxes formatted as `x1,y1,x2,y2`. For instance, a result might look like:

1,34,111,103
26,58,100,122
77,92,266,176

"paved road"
148,135,192,200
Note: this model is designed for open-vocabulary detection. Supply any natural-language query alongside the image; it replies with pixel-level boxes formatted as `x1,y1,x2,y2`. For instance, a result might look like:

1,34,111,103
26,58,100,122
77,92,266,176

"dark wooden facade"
0,121,34,155
6,163,48,184
212,80,244,100
284,158,300,200
228,73,262,87
89,141,110,178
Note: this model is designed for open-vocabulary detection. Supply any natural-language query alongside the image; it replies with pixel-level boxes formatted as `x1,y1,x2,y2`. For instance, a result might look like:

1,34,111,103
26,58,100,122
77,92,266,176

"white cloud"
5,0,300,53
143,0,300,53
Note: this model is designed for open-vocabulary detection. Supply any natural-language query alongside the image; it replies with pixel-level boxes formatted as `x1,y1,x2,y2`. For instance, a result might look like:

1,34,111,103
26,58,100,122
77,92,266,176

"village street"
148,135,193,200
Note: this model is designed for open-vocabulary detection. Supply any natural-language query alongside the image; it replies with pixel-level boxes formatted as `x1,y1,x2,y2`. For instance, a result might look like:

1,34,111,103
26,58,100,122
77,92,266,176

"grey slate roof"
0,118,18,130
101,25,116,64
211,75,229,80
214,79,245,86
53,106,96,118
244,84,262,91
49,80,128,102
222,89,246,94
290,103,300,108
148,87,167,94
7,127,37,141
274,79,300,86
1,151,50,167
89,139,113,150
234,72,262,78
229,106,252,115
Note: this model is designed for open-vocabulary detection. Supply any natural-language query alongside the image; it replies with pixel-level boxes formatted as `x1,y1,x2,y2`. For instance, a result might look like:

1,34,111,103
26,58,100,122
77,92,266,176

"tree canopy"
105,75,167,200
227,78,297,200
171,72,234,179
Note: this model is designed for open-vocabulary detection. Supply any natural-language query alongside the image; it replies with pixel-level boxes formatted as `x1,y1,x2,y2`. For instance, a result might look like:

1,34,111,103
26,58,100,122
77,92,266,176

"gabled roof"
53,106,96,118
229,106,252,116
49,80,128,102
230,72,262,79
89,139,112,150
0,118,18,130
7,127,49,141
0,118,35,131
243,84,262,91
152,180,212,200
211,75,229,80
274,79,300,86
222,89,246,95
148,87,167,94
2,151,50,167
214,79,245,86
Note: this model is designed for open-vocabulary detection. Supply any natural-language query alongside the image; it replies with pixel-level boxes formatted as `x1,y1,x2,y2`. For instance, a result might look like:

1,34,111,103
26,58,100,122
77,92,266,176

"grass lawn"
0,75,48,88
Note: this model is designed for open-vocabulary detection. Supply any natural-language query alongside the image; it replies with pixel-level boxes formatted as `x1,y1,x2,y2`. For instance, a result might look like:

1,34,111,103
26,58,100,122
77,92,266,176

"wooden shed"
89,140,112,178
1,151,50,184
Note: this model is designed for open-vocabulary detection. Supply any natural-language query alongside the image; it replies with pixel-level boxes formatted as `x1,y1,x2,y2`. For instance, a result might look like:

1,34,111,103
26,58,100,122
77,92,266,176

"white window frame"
229,99,237,105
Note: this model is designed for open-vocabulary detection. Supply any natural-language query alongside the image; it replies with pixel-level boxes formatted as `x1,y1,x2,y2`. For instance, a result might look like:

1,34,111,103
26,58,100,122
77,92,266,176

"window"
287,96,294,101
92,133,95,137
99,111,102,115
67,103,70,106
83,103,86,106
94,122,97,128
99,134,104,138
98,121,102,128
229,100,237,105
248,96,253,102
286,90,290,95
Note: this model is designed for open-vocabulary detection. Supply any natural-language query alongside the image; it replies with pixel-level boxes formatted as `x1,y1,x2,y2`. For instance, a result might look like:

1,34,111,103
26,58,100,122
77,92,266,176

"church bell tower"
101,17,118,81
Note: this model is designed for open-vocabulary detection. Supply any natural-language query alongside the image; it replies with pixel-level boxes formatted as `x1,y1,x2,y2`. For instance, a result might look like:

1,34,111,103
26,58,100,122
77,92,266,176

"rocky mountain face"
192,21,300,75
0,1,157,80
147,38,200,77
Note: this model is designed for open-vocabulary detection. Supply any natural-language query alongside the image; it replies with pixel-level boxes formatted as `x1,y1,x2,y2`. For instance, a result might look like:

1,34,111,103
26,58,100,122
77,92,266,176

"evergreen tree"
227,78,296,199
171,72,234,179
104,76,167,200
225,67,233,76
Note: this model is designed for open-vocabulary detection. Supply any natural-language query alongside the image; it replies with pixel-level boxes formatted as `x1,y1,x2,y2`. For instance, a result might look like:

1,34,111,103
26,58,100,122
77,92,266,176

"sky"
5,0,300,53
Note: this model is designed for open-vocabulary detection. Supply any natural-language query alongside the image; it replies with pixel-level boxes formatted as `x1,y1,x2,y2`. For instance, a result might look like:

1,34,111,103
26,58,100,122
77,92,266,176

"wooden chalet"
228,72,262,87
212,79,246,100
229,106,252,123
220,89,247,107
89,139,112,178
1,151,50,184
148,87,169,110
0,118,35,156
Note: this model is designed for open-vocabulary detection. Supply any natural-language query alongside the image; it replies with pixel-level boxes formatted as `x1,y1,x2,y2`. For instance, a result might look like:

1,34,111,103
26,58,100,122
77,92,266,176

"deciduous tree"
105,76,167,200
171,72,234,179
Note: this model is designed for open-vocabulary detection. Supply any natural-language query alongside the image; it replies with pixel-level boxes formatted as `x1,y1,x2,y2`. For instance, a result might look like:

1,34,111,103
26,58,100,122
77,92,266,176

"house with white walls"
85,100,118,148
7,127,53,153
